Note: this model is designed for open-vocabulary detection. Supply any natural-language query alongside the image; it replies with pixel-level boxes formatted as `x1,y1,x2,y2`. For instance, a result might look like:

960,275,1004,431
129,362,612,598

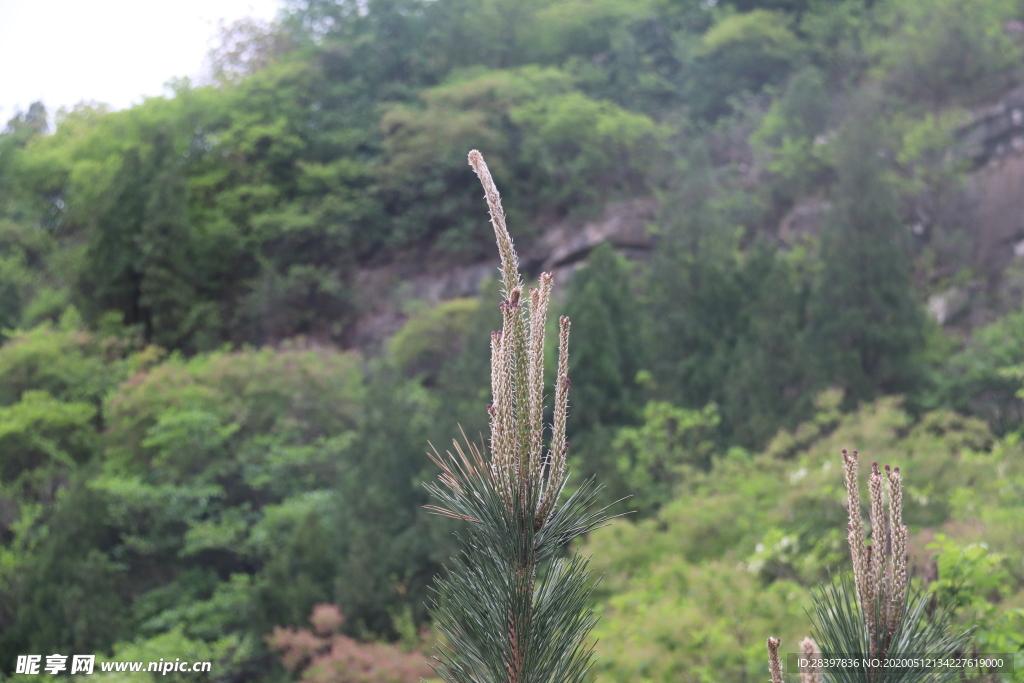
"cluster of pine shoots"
767,450,971,683
425,151,972,683
425,150,612,683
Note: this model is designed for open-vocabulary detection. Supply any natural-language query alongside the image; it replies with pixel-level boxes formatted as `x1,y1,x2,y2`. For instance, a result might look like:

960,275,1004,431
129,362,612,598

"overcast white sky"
0,0,283,124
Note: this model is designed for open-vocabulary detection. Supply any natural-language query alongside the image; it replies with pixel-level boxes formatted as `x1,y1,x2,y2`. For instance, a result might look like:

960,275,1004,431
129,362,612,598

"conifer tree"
808,111,926,403
644,143,747,413
722,239,812,448
562,242,645,503
335,366,442,636
564,242,644,435
137,135,202,350
425,150,612,683
82,133,202,350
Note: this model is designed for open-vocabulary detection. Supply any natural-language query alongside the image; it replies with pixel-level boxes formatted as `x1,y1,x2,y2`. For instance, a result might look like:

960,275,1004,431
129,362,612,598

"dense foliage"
2,0,1024,680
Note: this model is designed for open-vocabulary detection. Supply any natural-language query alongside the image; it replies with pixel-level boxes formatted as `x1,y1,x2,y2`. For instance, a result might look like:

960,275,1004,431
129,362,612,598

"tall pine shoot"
425,150,613,683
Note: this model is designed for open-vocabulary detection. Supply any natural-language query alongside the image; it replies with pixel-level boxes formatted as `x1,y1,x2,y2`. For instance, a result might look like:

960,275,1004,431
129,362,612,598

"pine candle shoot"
424,150,614,683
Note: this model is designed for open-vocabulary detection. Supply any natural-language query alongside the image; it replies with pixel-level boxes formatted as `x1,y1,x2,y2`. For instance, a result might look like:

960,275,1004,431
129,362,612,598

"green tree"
2,344,368,680
767,451,973,683
612,400,720,515
564,1,711,117
938,305,1024,433
80,134,205,350
378,66,665,251
334,367,447,636
0,220,59,334
0,103,48,223
751,67,834,207
389,299,481,387
644,144,748,419
807,110,927,403
870,0,1021,106
0,481,131,663
688,10,801,119
562,242,645,500
136,136,208,350
0,322,140,672
722,240,815,448
564,243,644,434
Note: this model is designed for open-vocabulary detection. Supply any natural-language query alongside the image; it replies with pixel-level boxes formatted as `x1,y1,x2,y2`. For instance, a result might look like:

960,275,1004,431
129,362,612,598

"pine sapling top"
425,150,613,683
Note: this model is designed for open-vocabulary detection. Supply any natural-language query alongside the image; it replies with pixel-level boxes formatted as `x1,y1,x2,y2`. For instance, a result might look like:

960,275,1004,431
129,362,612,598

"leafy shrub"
612,401,720,515
379,66,666,248
689,10,801,118
870,0,1022,105
388,299,479,385
591,560,809,683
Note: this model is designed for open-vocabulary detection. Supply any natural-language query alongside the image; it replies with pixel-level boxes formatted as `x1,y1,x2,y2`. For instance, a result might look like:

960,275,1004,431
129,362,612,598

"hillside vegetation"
2,0,1024,680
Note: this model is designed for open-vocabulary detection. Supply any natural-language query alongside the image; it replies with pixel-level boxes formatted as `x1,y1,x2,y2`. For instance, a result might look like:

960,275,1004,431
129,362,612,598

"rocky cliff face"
348,86,1024,353
348,198,658,353
956,85,1024,273
927,86,1024,331
956,85,1024,167
767,87,1024,333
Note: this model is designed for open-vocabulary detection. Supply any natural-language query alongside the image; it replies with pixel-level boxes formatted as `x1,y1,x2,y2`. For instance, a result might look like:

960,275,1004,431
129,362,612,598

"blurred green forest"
2,0,1024,680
